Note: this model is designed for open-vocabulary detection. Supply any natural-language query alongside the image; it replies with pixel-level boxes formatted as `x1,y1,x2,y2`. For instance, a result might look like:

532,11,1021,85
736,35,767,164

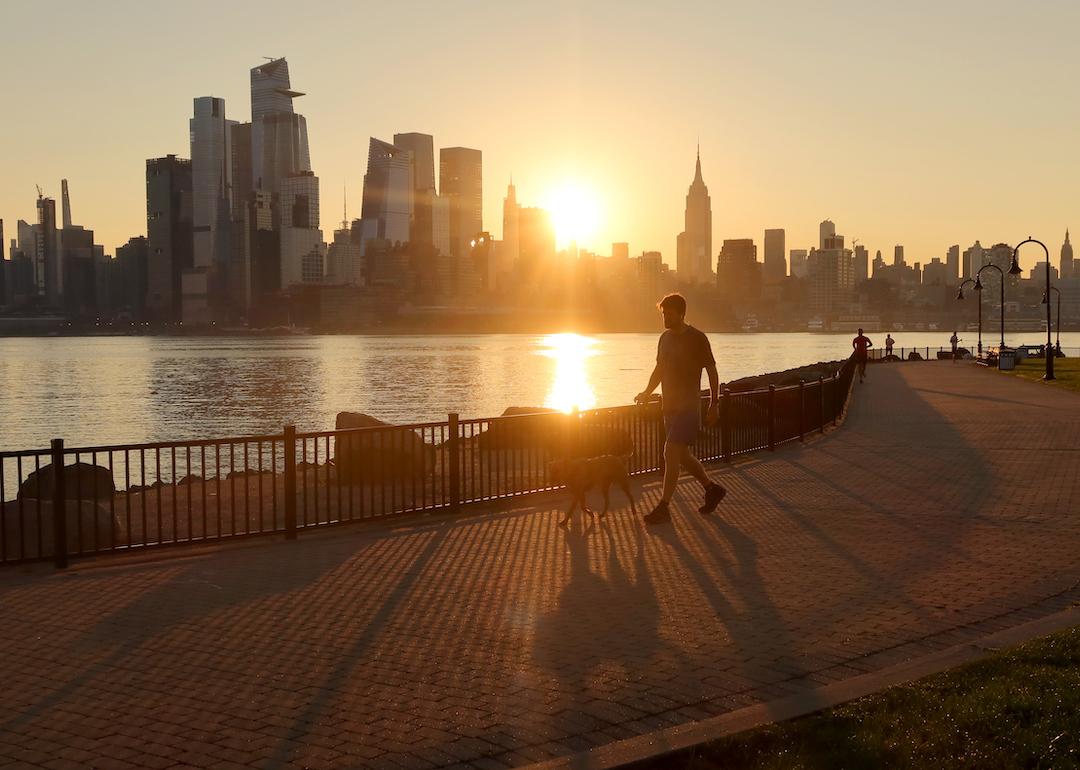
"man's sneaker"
698,482,727,514
643,500,671,524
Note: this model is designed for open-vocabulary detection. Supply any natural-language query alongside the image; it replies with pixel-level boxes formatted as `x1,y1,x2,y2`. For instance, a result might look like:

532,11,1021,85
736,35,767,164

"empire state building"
677,147,713,283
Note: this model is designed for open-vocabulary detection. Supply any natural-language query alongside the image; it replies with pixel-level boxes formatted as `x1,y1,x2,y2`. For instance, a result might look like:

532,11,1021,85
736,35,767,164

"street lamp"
956,278,981,357
1010,238,1053,380
1042,286,1061,355
974,263,1007,352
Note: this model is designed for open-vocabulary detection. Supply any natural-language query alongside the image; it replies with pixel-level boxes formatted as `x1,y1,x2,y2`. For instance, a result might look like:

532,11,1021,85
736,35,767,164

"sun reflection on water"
539,333,598,413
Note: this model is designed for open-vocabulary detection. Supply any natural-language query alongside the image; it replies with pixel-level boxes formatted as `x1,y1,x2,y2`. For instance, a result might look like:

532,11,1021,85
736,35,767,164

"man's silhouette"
635,293,726,524
852,328,873,383
950,331,960,363
885,333,895,357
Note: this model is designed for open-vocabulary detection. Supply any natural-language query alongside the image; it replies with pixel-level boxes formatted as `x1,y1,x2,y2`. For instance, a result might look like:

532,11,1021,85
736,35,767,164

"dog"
547,453,636,526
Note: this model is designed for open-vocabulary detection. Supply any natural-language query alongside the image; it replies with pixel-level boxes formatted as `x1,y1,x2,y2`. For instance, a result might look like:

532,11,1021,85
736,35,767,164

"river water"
2,331,1077,451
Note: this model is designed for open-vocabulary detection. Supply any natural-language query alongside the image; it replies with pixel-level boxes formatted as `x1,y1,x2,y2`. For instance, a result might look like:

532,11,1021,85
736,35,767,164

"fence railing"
1,358,857,568
868,345,1079,361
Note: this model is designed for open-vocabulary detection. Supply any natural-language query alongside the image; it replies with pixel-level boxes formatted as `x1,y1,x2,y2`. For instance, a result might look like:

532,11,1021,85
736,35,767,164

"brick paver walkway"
2,364,1078,770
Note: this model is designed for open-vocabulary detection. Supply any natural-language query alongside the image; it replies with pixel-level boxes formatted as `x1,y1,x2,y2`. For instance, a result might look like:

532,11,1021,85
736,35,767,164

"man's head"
657,293,687,330
857,328,864,335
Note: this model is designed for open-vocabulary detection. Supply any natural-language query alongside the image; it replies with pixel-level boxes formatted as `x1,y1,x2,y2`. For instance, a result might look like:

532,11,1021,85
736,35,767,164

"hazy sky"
2,0,1078,271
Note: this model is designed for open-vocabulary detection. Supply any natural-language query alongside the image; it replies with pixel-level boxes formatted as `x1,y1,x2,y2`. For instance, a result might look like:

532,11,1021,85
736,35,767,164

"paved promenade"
1,363,1078,770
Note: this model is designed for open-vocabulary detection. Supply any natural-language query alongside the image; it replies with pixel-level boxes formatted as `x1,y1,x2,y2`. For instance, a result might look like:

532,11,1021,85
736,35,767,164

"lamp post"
1010,238,1052,380
956,278,981,357
974,263,1007,352
1043,286,1061,355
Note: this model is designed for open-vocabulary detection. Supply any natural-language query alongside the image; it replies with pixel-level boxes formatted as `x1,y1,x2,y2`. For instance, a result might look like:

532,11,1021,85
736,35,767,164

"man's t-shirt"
657,326,714,414
852,335,872,358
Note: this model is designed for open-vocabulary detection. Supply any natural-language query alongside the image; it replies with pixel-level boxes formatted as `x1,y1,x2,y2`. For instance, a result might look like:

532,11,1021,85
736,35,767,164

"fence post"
767,385,776,451
818,376,826,434
51,438,67,569
721,387,732,463
832,375,840,426
283,425,297,540
448,413,460,515
798,380,805,442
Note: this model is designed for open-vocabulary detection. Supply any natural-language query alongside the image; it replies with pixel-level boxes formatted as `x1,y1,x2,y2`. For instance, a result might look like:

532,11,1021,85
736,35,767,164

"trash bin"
998,348,1017,371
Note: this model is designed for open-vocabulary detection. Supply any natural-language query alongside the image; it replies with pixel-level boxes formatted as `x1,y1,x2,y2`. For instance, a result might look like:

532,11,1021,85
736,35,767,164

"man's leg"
681,445,727,513
645,440,683,523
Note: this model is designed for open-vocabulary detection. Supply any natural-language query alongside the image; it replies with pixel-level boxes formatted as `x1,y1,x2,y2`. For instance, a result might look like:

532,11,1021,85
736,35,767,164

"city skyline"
4,1,1080,272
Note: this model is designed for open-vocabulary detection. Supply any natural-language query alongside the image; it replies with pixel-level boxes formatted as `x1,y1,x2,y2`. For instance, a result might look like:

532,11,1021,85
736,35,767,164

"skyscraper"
280,171,324,287
854,244,869,283
393,132,436,248
818,220,835,250
249,58,310,194
676,148,712,284
946,244,960,284
789,249,809,278
1061,230,1073,279
360,138,412,246
502,178,519,271
35,193,58,303
440,147,482,258
146,155,193,321
61,179,72,229
763,228,786,283
190,96,235,270
716,239,760,299
893,244,904,266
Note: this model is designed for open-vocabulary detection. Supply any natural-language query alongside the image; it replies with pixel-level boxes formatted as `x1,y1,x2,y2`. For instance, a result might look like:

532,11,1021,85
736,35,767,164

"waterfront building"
894,244,904,266
440,147,482,259
146,155,194,321
676,147,712,284
763,228,786,283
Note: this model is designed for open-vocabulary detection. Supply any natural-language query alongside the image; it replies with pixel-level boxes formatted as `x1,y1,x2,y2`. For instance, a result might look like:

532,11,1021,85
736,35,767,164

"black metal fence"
2,358,857,568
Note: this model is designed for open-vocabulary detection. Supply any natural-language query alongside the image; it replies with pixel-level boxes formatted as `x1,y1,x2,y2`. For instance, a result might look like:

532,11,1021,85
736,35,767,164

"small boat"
806,317,825,332
741,316,760,333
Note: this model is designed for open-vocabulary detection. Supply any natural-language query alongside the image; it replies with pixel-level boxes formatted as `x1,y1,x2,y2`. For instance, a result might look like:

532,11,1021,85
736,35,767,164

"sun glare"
544,183,601,249
538,333,598,413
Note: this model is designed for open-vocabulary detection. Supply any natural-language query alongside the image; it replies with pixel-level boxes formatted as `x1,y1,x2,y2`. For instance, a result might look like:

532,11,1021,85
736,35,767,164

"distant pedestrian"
885,333,895,357
950,331,960,363
852,328,873,383
635,293,727,525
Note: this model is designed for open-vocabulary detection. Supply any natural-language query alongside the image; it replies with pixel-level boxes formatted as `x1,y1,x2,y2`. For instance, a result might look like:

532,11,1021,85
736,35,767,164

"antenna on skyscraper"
341,182,349,230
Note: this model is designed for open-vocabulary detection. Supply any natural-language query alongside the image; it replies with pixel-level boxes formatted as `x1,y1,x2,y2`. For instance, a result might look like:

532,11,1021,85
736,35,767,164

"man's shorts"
664,409,701,445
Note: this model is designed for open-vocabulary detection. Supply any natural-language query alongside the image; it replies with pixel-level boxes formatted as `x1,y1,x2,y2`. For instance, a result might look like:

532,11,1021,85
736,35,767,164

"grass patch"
633,624,1080,769
998,357,1080,394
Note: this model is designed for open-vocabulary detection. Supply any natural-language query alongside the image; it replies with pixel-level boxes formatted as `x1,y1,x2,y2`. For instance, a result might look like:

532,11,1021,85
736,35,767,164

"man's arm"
705,363,719,404
635,363,662,403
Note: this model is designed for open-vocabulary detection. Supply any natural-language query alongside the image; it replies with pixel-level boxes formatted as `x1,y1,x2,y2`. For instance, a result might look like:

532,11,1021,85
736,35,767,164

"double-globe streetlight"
1011,237,1053,380
956,262,1007,357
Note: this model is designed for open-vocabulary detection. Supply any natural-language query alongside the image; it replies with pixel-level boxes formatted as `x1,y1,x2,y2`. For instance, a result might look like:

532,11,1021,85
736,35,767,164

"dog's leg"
580,491,594,519
600,484,611,517
620,477,636,512
559,497,578,527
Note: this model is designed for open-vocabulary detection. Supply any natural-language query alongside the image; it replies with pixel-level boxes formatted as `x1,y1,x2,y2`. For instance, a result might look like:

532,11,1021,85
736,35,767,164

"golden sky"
2,0,1078,271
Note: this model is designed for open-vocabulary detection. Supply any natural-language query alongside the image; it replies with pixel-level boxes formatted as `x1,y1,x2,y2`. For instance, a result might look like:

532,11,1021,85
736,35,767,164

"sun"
544,182,602,250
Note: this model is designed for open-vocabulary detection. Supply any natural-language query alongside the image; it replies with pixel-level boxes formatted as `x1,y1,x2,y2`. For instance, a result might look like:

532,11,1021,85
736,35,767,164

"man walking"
950,331,960,363
635,293,727,524
852,328,873,383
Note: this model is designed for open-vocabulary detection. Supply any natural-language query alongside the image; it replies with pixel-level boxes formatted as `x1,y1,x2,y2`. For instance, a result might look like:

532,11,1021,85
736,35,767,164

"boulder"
334,412,435,484
1,499,125,559
478,407,566,453
18,462,115,501
907,351,924,361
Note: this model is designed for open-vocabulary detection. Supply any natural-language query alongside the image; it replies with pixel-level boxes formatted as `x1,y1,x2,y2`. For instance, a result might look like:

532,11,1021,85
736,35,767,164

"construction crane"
36,184,43,200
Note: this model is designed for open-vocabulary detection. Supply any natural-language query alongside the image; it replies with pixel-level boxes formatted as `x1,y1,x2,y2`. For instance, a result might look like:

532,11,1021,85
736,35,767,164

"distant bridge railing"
867,345,1078,361
1,359,857,568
